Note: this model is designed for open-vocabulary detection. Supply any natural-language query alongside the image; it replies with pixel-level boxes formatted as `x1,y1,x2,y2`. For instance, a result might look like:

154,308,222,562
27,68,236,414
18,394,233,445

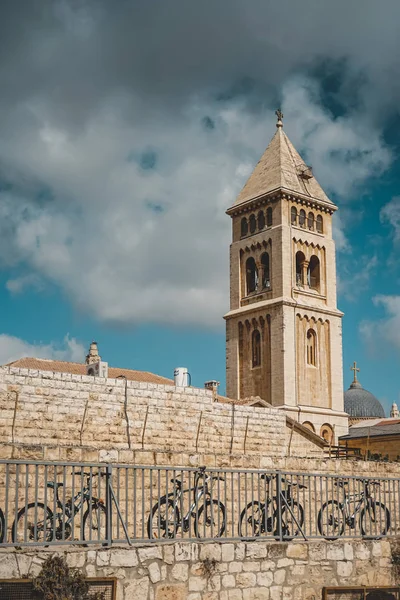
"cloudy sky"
0,0,399,413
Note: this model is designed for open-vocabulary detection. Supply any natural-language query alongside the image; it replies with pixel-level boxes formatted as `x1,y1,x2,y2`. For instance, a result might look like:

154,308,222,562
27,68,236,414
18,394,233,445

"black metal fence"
0,460,399,547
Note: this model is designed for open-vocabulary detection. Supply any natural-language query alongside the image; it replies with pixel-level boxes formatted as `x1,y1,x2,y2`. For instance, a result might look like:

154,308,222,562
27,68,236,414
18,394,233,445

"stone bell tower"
224,111,348,440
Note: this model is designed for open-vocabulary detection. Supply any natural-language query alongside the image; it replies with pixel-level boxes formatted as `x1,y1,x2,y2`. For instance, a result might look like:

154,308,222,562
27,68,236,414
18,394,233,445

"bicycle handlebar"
72,471,107,478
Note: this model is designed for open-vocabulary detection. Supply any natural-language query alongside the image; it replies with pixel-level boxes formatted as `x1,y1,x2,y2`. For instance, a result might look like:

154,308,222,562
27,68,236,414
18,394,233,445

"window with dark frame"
252,329,261,367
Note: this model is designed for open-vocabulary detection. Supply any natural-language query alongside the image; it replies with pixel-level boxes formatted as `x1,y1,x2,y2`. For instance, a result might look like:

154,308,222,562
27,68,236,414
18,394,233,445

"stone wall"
1,538,398,599
0,366,324,462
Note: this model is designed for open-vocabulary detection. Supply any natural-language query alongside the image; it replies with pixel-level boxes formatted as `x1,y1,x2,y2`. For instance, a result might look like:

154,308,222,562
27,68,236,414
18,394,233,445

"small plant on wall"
33,555,105,600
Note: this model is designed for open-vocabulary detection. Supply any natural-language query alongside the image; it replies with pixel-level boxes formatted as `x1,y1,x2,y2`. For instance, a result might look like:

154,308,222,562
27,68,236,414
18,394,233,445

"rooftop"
5,357,174,386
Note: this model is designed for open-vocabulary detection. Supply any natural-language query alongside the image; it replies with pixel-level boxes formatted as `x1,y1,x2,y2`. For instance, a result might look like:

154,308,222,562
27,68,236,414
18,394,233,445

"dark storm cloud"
0,0,399,125
0,0,398,327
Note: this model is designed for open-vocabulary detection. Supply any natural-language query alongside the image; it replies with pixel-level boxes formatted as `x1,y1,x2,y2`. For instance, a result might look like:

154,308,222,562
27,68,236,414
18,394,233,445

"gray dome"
344,381,385,419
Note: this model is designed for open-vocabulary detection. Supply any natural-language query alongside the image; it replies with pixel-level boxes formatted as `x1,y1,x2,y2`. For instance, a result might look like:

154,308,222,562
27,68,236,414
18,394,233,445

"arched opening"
299,209,306,228
307,329,317,366
308,212,314,230
320,423,334,444
308,255,320,290
249,214,256,234
266,207,273,227
257,210,265,230
291,206,297,225
302,421,315,433
241,217,248,237
246,257,258,294
252,329,261,367
261,252,270,289
295,251,306,286
316,215,323,234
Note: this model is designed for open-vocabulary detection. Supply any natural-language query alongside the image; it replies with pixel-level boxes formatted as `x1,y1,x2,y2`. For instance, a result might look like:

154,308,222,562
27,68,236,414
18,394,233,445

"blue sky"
0,1,400,416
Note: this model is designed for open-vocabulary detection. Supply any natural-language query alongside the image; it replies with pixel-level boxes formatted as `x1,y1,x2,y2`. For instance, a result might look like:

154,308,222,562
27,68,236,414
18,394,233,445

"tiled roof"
340,422,400,440
232,127,332,208
5,357,174,386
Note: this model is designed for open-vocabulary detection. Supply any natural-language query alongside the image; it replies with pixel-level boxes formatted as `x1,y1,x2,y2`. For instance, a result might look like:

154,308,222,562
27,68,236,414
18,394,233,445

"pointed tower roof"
232,114,333,208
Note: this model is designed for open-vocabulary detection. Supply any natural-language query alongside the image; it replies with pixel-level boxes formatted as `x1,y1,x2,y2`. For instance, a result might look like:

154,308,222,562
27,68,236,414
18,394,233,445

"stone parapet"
0,538,397,599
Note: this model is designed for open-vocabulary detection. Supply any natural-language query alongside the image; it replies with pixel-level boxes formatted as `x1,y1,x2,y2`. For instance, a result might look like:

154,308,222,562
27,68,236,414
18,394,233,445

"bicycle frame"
339,482,374,527
165,471,216,533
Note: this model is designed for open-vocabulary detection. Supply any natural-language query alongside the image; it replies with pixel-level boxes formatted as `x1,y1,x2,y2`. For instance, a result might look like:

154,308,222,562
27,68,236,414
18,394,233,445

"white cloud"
0,2,396,329
360,295,400,353
0,334,85,365
6,273,44,295
281,77,391,198
380,196,400,243
0,75,392,328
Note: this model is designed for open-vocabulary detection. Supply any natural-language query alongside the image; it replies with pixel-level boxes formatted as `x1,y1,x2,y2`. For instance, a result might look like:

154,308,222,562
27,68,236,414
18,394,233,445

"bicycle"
0,507,4,543
147,467,226,539
238,474,306,539
12,471,108,543
317,478,391,540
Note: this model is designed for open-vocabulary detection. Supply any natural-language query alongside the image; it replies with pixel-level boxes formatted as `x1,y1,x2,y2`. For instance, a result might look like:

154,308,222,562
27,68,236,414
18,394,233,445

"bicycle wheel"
194,498,226,539
360,501,390,538
317,500,345,540
279,501,304,539
147,497,179,540
239,501,266,538
0,509,4,543
83,503,108,543
12,502,54,543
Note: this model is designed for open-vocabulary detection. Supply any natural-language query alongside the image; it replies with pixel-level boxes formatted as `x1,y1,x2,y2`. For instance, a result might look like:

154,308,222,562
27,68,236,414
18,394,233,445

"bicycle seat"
170,478,182,488
334,480,348,488
46,482,64,489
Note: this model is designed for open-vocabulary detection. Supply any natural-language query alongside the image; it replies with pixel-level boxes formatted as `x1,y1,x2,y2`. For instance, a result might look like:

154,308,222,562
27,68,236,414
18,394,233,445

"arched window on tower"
266,207,273,227
257,210,265,230
308,255,320,291
249,214,256,234
307,329,317,366
291,206,297,225
299,209,306,228
308,212,314,230
246,257,258,294
295,251,305,286
241,217,248,237
316,215,323,234
261,252,270,289
252,329,261,367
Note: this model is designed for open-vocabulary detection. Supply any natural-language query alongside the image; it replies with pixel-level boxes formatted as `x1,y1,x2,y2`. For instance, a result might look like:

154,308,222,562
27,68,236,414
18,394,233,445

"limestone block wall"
0,538,398,600
0,366,328,462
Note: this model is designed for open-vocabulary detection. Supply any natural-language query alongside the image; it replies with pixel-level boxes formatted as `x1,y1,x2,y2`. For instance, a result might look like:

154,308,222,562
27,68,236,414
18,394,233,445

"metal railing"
0,460,399,547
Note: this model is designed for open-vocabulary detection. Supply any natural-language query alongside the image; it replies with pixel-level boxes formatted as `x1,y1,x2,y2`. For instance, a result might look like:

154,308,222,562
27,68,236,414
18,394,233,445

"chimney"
205,380,220,396
86,341,101,365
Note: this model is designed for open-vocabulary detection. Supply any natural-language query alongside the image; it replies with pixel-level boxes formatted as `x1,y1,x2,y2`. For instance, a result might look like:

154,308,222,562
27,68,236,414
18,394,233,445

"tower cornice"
226,187,337,218
224,297,344,321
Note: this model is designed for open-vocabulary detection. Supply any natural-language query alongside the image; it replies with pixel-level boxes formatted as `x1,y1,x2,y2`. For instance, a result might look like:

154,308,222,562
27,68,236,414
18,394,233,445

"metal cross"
275,109,283,122
350,361,360,383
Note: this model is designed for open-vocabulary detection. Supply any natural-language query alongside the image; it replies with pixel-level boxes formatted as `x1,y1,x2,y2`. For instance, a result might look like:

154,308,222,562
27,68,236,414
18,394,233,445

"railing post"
275,472,283,542
106,464,113,547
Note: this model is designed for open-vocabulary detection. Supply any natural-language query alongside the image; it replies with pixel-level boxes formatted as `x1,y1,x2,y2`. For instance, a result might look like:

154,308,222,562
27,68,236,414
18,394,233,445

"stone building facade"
225,113,348,441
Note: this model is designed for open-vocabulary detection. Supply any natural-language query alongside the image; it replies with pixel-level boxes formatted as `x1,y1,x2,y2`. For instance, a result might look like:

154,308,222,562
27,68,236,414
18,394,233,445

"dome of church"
344,380,385,419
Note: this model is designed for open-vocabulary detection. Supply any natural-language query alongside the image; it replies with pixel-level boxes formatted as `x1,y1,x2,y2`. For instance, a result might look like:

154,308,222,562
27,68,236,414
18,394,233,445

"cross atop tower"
350,361,360,384
275,109,283,128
